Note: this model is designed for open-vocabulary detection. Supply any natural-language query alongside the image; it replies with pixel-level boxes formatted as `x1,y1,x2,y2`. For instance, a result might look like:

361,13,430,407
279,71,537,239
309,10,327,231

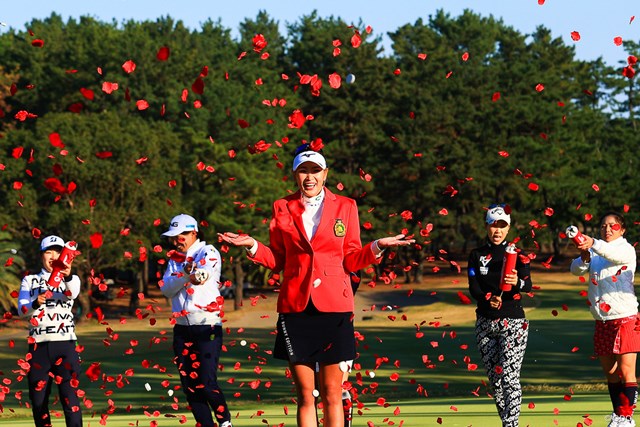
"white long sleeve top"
570,236,638,321
18,269,81,343
160,239,223,326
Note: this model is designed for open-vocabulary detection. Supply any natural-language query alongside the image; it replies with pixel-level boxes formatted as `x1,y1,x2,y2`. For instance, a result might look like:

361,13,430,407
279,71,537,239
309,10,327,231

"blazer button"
313,278,322,288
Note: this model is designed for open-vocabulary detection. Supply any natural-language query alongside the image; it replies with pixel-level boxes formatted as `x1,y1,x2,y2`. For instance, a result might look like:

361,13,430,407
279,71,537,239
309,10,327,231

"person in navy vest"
161,214,232,427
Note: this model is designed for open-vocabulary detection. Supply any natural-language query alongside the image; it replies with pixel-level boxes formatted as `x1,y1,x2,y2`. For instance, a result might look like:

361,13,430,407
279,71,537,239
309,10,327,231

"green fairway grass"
0,268,633,426
0,395,616,426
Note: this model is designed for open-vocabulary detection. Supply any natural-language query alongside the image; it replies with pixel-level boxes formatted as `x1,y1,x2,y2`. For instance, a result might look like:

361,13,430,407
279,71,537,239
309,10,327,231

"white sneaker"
607,413,636,427
607,413,623,427
619,416,636,427
219,422,233,427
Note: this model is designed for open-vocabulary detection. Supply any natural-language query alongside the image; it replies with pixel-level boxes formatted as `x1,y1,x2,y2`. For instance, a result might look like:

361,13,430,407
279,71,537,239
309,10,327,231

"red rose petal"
49,133,65,148
457,291,471,305
328,72,341,89
80,88,94,101
90,233,103,249
122,60,136,74
623,66,636,79
252,34,268,53
102,82,119,94
192,77,204,95
288,109,306,129
351,32,362,48
156,46,170,61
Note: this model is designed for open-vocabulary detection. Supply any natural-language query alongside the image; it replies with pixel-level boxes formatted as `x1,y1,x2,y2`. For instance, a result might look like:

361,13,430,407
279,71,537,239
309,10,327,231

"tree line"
0,9,638,315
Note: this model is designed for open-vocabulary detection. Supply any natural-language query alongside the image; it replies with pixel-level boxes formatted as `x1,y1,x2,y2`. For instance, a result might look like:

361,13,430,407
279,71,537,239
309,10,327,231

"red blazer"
250,188,381,313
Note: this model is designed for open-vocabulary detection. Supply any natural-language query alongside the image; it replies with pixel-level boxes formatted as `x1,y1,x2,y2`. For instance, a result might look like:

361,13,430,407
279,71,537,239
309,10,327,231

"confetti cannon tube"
47,241,80,288
565,225,587,246
500,244,518,293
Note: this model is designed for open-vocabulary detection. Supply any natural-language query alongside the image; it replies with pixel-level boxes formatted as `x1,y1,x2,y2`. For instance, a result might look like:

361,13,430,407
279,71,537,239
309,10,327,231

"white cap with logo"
486,206,511,225
162,214,199,237
41,235,65,251
292,151,327,172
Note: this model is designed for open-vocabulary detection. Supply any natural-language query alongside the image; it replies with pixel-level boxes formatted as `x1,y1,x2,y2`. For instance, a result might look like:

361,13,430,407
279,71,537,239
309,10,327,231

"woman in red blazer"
220,145,413,427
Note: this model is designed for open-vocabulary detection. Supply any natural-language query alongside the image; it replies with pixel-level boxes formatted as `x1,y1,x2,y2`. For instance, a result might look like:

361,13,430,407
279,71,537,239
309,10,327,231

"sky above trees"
2,0,638,67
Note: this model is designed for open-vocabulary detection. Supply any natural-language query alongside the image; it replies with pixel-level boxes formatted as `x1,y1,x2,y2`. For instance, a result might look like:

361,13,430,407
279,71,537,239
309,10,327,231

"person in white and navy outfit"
160,214,232,427
18,235,83,427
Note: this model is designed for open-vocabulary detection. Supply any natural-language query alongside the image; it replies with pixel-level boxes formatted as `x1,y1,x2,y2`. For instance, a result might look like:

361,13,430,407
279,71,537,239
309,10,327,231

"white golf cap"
41,235,64,251
292,151,327,172
162,214,199,237
486,206,511,225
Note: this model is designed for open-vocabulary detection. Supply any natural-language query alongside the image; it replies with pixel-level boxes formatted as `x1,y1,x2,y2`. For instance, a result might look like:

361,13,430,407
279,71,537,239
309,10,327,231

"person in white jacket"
160,214,232,427
18,235,83,427
570,212,639,427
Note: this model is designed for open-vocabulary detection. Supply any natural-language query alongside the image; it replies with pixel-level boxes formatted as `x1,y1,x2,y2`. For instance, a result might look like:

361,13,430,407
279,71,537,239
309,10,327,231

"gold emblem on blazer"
334,219,346,237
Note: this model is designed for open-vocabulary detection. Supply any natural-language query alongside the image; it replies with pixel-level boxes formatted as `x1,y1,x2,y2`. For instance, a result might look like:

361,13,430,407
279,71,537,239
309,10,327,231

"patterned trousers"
475,316,529,427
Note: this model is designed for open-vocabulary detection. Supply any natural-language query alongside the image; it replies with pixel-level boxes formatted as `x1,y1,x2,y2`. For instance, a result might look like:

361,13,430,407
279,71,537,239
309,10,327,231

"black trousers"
173,324,230,427
28,340,82,427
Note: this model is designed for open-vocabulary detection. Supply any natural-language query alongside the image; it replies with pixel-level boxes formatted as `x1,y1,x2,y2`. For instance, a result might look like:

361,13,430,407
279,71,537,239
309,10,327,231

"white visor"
292,151,327,171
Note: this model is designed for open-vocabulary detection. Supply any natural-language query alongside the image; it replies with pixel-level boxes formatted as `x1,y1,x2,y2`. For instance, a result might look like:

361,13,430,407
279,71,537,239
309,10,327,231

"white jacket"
570,236,638,321
161,239,223,326
18,269,81,342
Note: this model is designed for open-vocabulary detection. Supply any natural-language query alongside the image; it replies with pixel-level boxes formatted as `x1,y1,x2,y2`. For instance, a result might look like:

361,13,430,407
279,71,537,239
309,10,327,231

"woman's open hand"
377,234,415,248
218,232,255,248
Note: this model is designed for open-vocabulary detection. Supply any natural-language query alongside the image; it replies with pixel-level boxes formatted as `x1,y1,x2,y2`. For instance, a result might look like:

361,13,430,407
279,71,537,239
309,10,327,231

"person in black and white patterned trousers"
467,205,532,427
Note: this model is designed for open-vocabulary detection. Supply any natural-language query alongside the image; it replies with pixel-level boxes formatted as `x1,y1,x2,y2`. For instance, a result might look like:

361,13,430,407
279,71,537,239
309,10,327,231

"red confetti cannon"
47,241,80,288
565,225,587,246
499,244,518,292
